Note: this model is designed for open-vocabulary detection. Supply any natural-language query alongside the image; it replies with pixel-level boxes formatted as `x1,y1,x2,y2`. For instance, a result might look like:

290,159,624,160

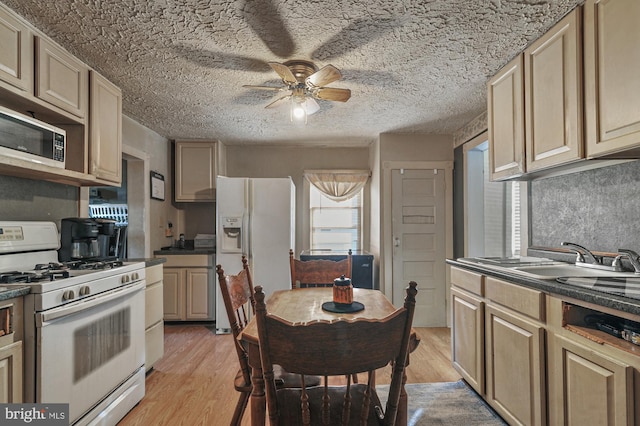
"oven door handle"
38,281,145,324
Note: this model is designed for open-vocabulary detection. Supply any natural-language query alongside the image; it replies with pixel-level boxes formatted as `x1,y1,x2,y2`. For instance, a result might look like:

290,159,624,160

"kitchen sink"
510,264,640,280
457,256,557,268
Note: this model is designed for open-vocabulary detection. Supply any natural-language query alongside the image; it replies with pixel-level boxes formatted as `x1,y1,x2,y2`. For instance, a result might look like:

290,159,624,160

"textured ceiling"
2,0,582,146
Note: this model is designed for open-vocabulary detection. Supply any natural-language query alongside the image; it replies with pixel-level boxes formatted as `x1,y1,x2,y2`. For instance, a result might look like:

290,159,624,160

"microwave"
0,105,66,169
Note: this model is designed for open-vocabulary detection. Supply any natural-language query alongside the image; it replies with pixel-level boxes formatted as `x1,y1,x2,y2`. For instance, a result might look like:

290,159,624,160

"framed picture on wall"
151,171,165,201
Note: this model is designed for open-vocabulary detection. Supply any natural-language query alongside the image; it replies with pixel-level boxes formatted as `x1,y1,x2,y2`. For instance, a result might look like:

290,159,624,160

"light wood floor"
119,324,461,425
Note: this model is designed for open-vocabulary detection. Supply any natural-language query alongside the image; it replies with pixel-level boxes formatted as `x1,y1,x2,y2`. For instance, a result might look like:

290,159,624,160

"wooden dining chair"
216,257,321,426
254,281,418,426
289,249,352,289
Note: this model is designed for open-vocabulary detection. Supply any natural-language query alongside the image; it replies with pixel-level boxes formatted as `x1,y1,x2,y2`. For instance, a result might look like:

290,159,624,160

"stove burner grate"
0,269,70,283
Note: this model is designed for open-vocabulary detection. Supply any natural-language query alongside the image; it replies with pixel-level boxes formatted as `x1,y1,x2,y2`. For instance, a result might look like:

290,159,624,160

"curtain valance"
304,169,371,202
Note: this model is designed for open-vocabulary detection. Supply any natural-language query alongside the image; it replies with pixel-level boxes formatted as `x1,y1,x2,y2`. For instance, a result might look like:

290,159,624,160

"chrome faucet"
612,249,640,273
561,242,601,265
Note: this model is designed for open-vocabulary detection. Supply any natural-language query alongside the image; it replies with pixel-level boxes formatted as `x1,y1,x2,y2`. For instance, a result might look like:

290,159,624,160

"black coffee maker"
94,218,118,260
59,218,100,262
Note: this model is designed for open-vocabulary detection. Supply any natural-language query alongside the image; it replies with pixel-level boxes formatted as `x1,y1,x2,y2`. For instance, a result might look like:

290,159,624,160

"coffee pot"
59,218,100,262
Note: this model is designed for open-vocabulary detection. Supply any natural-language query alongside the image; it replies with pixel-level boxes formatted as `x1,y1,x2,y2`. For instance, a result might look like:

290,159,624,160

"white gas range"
0,221,145,426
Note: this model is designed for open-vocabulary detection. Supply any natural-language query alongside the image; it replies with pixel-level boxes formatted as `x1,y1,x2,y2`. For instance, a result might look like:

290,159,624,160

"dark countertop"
447,259,640,317
126,257,167,267
0,286,30,301
153,248,215,256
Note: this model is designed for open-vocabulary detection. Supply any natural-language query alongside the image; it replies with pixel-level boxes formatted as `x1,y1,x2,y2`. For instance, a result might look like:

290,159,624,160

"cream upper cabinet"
174,141,217,202
524,8,583,172
35,36,88,119
584,0,640,157
488,55,526,181
89,70,122,185
0,5,32,93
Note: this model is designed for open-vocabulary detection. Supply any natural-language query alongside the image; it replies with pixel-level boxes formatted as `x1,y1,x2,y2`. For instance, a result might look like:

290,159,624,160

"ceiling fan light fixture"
291,97,307,124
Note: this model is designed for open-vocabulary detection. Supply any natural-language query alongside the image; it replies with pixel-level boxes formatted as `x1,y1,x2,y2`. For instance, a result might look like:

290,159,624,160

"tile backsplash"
530,160,640,253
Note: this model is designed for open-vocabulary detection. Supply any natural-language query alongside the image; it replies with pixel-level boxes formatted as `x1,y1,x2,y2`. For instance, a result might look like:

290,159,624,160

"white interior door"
392,169,446,326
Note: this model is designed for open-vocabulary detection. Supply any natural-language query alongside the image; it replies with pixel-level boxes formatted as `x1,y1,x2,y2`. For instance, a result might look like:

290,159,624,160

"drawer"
451,267,484,297
159,254,210,268
485,276,545,322
145,281,164,327
145,263,163,285
145,321,164,371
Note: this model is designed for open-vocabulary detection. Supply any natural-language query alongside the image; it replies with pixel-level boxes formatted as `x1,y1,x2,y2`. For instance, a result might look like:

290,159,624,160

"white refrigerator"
215,176,296,334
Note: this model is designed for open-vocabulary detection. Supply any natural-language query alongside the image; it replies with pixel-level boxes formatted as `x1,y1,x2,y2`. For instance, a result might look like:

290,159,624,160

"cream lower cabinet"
548,333,633,426
0,296,23,403
160,254,214,321
451,267,547,426
485,303,546,426
0,341,22,403
451,268,485,394
145,263,164,371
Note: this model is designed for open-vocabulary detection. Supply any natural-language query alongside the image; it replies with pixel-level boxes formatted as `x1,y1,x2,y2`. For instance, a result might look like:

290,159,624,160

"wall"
0,175,78,225
530,160,640,253
225,144,371,255
121,116,177,254
376,133,454,294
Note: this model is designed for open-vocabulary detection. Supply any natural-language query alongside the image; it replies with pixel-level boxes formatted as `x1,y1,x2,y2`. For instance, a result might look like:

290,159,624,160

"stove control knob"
80,286,91,296
132,272,139,280
121,275,130,284
63,290,75,301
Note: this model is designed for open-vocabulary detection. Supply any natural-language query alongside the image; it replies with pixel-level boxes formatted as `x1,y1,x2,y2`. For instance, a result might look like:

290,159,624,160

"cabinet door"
451,288,484,395
524,8,583,171
0,5,32,93
485,304,546,426
145,321,164,372
0,341,22,403
35,37,88,118
174,141,217,202
186,268,212,320
488,55,526,181
584,0,640,157
89,71,122,185
548,333,633,426
162,269,184,321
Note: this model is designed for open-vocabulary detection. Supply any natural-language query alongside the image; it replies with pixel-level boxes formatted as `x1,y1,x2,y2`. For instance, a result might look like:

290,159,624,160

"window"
465,139,521,257
310,185,362,251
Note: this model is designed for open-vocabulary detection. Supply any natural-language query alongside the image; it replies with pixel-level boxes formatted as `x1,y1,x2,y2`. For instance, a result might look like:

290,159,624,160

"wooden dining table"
239,287,420,426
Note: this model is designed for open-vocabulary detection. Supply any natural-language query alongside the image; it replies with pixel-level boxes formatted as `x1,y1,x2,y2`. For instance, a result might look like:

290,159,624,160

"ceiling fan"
243,60,351,120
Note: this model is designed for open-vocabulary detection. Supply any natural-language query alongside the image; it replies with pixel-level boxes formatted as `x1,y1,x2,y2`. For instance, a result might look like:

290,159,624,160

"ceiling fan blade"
242,85,286,92
311,17,403,61
241,0,295,58
173,44,270,72
314,87,351,102
265,95,291,109
306,65,342,88
305,97,320,115
268,62,298,85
